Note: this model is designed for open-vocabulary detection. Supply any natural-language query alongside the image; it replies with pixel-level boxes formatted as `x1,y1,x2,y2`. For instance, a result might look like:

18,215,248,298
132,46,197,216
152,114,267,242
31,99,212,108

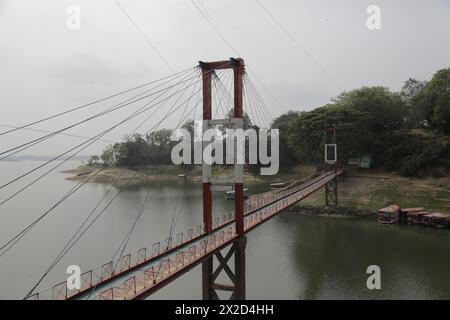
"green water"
0,161,450,299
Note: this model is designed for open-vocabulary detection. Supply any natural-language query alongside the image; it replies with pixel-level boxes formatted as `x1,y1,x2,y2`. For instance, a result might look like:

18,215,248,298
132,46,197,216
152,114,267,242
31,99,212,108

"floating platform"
225,188,249,200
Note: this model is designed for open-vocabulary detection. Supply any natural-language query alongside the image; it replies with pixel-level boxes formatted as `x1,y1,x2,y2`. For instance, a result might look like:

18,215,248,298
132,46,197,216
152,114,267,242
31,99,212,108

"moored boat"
401,207,425,223
402,208,425,213
422,213,450,229
378,205,400,224
406,211,429,224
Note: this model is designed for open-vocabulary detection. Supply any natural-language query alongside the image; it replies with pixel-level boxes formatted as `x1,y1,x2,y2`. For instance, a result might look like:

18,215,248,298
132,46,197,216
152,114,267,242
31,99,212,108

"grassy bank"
298,172,450,212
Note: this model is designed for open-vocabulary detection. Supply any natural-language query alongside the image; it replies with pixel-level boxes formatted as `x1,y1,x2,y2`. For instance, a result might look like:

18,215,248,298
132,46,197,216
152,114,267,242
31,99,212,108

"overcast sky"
0,0,449,156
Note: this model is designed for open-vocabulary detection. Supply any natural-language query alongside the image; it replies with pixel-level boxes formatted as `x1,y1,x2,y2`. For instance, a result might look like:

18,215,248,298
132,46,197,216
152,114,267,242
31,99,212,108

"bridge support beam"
202,236,247,300
232,58,245,237
325,177,338,206
201,64,213,234
199,58,245,236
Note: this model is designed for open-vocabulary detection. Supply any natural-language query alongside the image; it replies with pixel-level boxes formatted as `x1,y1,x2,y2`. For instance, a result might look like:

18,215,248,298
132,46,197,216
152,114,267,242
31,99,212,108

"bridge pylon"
323,127,338,206
202,236,247,300
199,58,245,236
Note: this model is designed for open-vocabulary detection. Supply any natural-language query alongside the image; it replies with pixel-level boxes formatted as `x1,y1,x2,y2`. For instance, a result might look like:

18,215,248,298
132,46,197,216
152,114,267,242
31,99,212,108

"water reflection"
2,161,450,299
286,214,450,299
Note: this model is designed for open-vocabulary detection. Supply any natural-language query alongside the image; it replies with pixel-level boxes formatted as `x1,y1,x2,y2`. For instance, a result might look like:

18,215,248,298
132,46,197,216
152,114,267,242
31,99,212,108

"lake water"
0,161,450,299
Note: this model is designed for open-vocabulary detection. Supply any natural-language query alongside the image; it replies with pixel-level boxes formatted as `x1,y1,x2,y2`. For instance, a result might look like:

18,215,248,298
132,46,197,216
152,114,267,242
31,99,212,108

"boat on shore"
421,213,450,228
378,205,400,224
404,209,428,224
377,205,450,229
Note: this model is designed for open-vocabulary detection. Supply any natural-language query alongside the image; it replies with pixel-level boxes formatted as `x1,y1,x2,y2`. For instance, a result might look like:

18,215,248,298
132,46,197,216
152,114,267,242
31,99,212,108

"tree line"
273,68,450,176
92,68,449,177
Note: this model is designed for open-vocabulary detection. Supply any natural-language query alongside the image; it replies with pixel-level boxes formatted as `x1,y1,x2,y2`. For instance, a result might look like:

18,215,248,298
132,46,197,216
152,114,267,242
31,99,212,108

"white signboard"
325,144,337,164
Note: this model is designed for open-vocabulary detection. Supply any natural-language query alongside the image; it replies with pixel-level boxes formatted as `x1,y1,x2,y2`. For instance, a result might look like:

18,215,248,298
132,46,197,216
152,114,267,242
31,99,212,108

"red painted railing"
28,170,341,300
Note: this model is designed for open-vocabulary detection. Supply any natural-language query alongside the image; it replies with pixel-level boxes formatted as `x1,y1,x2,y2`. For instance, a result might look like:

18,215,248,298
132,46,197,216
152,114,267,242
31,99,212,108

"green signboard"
359,156,371,169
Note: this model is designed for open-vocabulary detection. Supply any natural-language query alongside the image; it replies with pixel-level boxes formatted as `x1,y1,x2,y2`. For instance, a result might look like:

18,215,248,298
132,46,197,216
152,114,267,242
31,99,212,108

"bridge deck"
28,170,341,300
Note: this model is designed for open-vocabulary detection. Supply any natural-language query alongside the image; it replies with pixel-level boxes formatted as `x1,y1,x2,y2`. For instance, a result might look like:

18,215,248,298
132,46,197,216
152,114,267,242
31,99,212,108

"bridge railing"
95,170,341,300
243,170,337,214
27,209,245,300
28,170,341,300
27,220,208,300
97,226,236,300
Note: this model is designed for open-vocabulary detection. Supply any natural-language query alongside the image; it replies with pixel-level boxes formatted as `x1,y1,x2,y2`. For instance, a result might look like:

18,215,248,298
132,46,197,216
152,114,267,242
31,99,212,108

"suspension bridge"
0,58,341,300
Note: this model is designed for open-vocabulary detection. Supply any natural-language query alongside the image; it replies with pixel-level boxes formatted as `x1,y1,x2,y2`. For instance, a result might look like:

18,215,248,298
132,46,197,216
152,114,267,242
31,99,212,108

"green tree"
182,119,196,137
332,86,405,130
410,68,450,133
226,109,254,130
401,78,427,128
433,97,450,134
287,104,373,165
422,68,450,134
88,155,100,165
100,145,116,166
271,110,300,166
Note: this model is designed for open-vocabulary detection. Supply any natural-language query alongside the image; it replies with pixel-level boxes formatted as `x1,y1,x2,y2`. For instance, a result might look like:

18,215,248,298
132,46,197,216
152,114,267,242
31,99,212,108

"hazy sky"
0,0,449,156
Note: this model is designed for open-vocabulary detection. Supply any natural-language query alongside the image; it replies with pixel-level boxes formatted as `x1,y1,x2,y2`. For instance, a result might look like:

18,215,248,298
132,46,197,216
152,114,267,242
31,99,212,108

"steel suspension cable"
0,124,116,144
0,67,194,137
243,77,264,127
242,77,257,127
216,71,235,117
2,65,227,260
110,81,201,267
0,81,200,258
191,0,283,114
83,89,202,300
0,69,199,161
245,76,274,126
212,73,228,119
24,98,194,299
0,70,200,197
114,0,174,73
245,75,272,128
11,65,225,298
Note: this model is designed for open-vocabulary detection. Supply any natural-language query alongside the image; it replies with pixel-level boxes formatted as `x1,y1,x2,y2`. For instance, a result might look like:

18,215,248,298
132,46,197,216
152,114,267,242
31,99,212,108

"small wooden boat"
422,213,450,229
406,211,429,224
225,188,249,200
378,205,400,224
400,207,425,223
270,182,286,189
177,174,187,179
402,208,425,213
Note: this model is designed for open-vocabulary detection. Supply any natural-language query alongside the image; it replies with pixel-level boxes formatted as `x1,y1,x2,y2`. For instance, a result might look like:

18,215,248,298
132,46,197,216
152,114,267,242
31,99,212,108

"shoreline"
60,164,315,185
61,164,450,213
287,204,378,220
